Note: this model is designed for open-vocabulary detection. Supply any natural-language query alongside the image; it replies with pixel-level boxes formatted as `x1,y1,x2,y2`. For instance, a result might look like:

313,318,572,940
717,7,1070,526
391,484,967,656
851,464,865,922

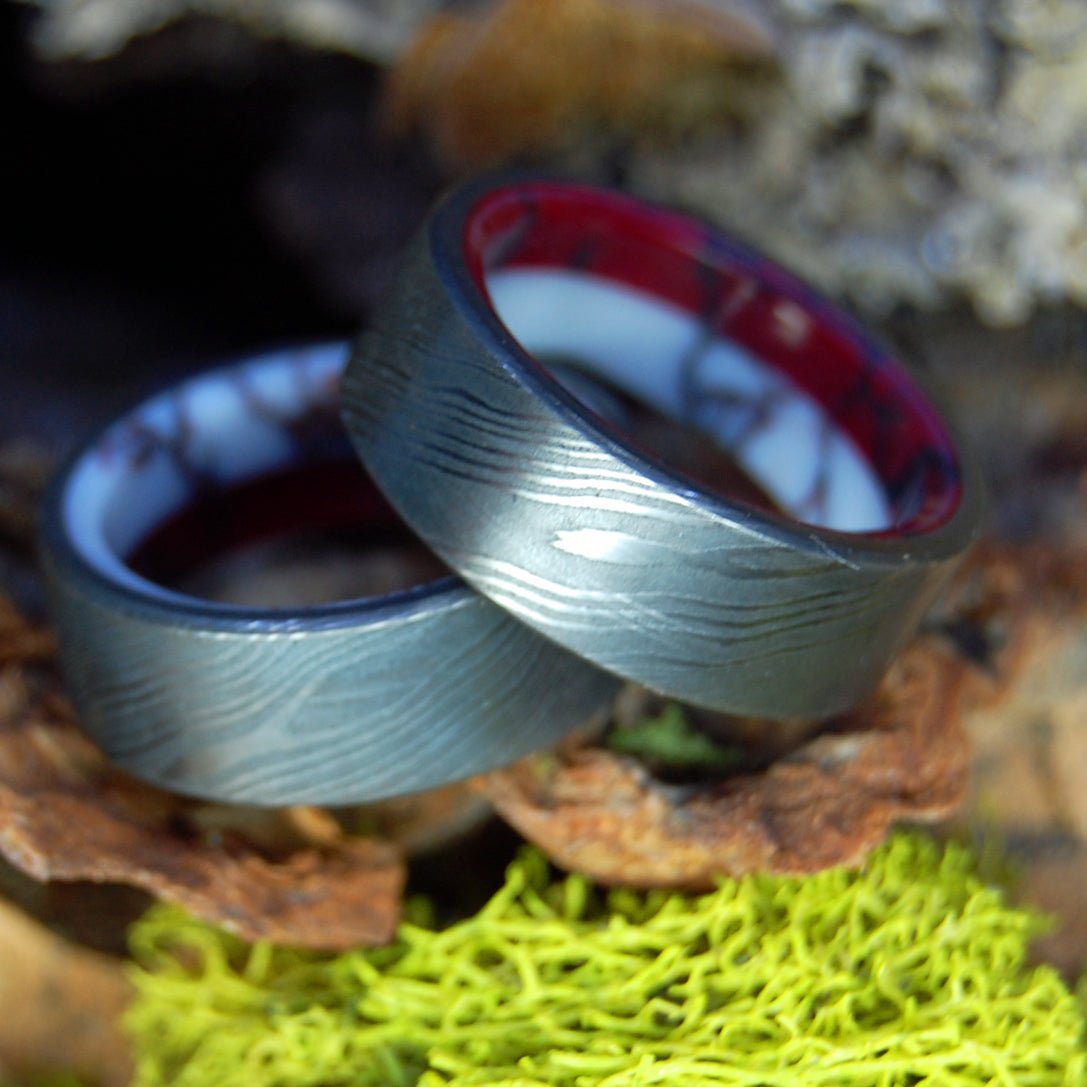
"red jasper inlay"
463,182,962,536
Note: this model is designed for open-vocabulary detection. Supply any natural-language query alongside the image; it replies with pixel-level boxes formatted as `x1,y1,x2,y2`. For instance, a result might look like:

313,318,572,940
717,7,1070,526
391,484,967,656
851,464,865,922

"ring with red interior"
345,177,982,718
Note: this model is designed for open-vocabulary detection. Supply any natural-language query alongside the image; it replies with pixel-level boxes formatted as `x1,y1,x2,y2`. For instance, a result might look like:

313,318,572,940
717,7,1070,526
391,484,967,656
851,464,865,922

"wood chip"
477,634,976,888
385,0,778,170
0,894,131,1087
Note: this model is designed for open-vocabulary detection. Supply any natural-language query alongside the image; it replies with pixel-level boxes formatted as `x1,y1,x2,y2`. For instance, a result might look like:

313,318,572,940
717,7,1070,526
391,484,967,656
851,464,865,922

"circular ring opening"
61,344,448,609
463,182,962,536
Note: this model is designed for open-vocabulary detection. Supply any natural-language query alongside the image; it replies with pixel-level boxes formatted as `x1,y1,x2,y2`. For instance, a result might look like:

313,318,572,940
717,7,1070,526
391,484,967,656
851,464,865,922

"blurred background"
2,2,1087,1081
6,0,1087,433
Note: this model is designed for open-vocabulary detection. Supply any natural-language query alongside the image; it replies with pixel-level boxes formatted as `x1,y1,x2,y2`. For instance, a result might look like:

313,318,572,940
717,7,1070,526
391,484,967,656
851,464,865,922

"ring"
39,343,618,805
343,178,982,718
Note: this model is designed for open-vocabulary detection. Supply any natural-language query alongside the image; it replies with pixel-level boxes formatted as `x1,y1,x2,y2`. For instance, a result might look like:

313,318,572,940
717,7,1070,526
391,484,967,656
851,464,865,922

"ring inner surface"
466,184,963,536
62,347,447,607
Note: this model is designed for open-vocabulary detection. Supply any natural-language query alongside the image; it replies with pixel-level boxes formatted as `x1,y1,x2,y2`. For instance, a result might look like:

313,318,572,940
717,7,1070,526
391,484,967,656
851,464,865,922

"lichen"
125,832,1087,1086
630,0,1087,325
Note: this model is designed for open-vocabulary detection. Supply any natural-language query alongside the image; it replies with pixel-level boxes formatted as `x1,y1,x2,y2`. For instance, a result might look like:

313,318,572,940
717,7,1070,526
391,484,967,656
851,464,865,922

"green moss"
606,703,743,775
125,833,1087,1086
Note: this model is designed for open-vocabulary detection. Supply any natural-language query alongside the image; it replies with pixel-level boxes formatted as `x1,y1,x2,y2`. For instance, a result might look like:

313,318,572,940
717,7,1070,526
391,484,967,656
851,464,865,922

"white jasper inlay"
63,343,349,601
487,269,891,533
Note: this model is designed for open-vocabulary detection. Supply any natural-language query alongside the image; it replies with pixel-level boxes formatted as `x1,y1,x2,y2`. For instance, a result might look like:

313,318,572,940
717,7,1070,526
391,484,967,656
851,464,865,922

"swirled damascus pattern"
343,211,981,718
39,542,617,805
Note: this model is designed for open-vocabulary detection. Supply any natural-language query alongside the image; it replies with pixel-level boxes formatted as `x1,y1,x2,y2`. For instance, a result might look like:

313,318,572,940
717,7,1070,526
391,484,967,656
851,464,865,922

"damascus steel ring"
39,342,618,805
344,178,982,718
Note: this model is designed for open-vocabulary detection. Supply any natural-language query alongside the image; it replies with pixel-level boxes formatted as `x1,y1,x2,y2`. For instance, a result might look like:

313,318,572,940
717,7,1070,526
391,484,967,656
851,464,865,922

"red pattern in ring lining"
463,182,962,536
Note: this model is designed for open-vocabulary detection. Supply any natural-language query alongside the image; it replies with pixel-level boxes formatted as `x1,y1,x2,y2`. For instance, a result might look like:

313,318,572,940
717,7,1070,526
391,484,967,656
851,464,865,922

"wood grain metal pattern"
342,182,983,718
38,535,618,804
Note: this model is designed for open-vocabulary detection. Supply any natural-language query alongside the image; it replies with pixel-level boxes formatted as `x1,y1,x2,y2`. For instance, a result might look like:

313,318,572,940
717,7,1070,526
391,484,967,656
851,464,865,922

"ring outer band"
342,178,984,719
38,346,620,807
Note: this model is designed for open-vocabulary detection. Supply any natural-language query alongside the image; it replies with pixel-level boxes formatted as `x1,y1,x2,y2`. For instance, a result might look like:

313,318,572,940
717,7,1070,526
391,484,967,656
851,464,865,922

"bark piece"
385,0,777,170
0,894,132,1087
943,542,1087,979
0,601,404,950
0,596,54,666
946,543,1087,841
477,635,975,888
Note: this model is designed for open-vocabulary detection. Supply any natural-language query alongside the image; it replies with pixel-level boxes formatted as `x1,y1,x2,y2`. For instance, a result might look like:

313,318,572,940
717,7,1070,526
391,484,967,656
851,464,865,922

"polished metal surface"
343,180,983,718
39,345,618,805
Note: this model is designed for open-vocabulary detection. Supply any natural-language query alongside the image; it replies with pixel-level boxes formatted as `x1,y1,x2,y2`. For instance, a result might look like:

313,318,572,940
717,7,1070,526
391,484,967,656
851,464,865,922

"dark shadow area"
0,1,437,446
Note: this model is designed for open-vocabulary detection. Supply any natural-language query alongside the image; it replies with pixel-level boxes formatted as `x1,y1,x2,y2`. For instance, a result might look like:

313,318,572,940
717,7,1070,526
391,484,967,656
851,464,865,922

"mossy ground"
125,832,1087,1086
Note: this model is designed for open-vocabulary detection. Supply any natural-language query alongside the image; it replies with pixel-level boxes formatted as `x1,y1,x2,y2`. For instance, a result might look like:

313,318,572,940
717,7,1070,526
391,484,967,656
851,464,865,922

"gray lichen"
632,0,1087,324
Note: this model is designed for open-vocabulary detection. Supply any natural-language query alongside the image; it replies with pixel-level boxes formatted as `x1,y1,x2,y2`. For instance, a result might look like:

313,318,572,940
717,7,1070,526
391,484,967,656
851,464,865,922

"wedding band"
39,343,618,805
344,178,981,718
